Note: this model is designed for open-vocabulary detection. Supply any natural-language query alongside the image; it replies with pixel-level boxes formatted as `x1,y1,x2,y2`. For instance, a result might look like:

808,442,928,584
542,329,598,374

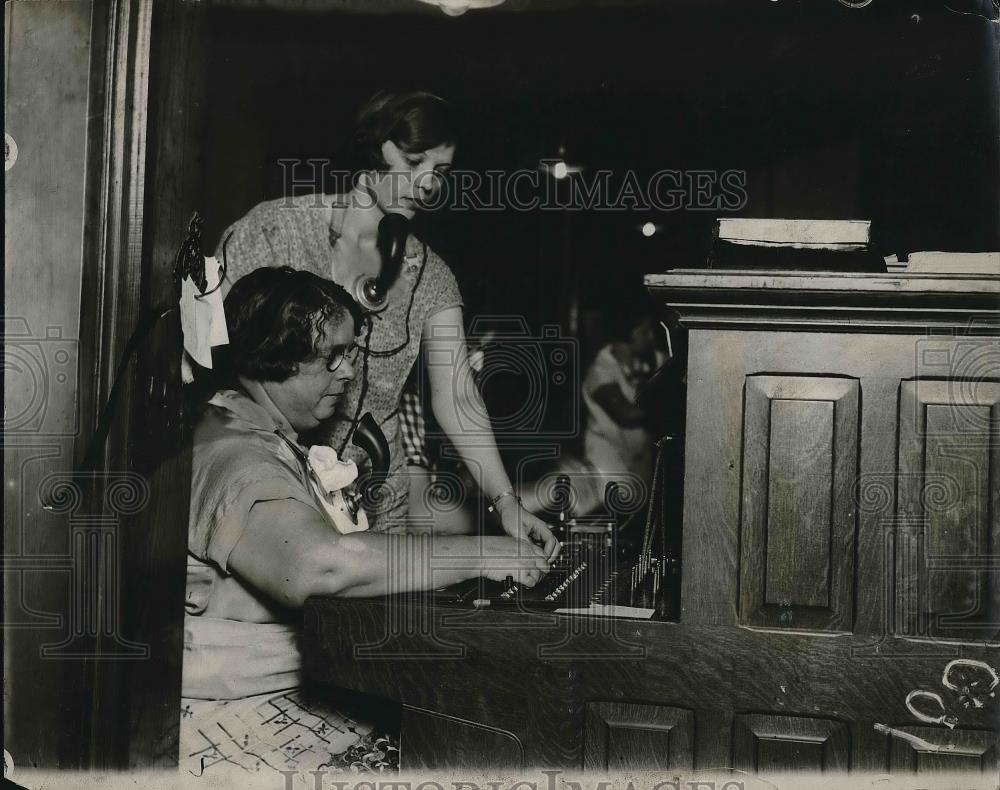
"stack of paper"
711,218,882,271
718,218,871,250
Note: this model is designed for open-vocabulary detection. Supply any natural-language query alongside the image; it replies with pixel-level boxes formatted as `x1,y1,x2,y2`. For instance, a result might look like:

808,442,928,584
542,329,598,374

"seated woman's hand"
496,498,561,562
478,536,551,588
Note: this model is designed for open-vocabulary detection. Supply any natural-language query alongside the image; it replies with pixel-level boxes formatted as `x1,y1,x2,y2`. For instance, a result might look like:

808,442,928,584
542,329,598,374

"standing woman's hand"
495,495,561,561
424,308,561,561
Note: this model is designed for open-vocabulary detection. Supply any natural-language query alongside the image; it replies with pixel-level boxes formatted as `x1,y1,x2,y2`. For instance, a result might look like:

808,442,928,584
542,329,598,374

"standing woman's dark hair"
351,90,458,174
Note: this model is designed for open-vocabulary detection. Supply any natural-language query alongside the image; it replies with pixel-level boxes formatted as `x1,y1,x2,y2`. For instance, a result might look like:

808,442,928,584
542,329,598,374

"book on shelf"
710,218,884,272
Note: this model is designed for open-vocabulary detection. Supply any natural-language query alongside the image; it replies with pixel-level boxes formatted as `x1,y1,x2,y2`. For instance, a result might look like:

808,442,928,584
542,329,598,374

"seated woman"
181,266,550,782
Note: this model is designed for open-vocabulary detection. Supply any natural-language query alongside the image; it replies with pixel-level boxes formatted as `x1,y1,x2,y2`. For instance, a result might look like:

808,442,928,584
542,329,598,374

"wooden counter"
304,268,999,773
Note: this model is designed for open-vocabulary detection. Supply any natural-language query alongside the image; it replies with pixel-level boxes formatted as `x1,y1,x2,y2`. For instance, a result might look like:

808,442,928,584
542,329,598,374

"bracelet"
487,488,521,513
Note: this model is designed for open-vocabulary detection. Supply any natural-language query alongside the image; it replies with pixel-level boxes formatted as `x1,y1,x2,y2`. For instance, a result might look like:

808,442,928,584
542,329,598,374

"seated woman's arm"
227,498,549,608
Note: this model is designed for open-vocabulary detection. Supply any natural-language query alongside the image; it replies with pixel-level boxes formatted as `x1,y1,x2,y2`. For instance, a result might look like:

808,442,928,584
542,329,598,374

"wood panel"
584,702,694,771
304,599,998,769
854,376,902,638
2,0,94,769
680,331,910,631
15,0,211,769
118,0,207,769
886,726,999,773
680,329,744,625
765,398,834,608
732,714,849,773
897,379,1000,642
646,270,1000,334
740,375,859,631
68,0,156,768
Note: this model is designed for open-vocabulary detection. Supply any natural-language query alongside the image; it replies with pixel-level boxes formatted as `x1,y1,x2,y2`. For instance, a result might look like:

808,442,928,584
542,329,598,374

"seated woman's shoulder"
193,410,294,478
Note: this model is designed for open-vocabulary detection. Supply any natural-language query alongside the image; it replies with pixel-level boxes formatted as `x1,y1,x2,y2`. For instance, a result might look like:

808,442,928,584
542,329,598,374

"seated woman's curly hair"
222,266,364,383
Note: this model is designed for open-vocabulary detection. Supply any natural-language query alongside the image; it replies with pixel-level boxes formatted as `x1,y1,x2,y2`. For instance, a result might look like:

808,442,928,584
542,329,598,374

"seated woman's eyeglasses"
325,344,360,372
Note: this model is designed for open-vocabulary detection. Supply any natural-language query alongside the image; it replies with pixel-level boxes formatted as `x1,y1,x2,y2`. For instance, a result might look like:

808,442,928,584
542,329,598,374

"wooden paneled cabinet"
739,374,859,632
664,271,999,646
304,269,999,775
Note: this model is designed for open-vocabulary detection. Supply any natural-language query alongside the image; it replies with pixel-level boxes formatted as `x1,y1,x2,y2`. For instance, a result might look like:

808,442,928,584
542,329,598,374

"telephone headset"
332,92,456,462
344,90,448,315
331,207,430,457
315,89,456,453
346,210,410,314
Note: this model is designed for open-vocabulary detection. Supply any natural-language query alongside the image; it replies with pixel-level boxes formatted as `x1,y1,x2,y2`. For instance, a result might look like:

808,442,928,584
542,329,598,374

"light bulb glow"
414,0,505,15
553,161,568,179
642,222,657,237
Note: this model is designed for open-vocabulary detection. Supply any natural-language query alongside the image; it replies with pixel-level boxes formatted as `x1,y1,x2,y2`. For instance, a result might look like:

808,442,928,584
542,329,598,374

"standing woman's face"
372,139,455,218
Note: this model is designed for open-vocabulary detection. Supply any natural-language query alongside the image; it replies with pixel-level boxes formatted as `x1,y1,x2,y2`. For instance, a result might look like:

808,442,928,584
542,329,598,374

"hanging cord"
658,436,674,567
337,316,375,456
944,1,999,21
361,242,428,358
639,434,679,560
640,436,672,559
335,242,429,455
78,305,177,474
76,212,207,474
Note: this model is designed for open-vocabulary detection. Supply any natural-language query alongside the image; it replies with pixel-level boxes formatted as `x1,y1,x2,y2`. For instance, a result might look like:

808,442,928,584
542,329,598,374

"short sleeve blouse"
214,195,463,526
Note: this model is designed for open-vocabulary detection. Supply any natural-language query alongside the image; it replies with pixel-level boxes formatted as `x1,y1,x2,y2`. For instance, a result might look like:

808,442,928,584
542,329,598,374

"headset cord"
360,243,427,358
336,243,429,455
337,316,375,456
78,305,177,474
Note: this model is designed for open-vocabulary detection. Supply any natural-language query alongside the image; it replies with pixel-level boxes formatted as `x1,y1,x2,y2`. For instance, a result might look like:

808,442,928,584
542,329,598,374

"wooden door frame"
71,0,206,768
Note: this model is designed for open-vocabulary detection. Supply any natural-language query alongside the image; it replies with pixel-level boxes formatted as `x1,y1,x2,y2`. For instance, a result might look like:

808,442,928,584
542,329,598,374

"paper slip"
554,604,655,619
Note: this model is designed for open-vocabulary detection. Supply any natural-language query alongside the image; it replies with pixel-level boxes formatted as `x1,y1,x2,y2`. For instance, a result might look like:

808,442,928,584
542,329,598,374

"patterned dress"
216,194,463,528
182,388,399,783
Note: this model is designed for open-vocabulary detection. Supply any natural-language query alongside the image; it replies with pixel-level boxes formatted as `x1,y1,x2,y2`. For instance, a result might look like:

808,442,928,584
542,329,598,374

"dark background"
6,0,995,770
199,0,999,444
202,0,998,316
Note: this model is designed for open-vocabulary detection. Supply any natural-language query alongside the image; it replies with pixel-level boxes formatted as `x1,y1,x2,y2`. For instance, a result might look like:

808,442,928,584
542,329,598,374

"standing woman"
217,90,557,555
